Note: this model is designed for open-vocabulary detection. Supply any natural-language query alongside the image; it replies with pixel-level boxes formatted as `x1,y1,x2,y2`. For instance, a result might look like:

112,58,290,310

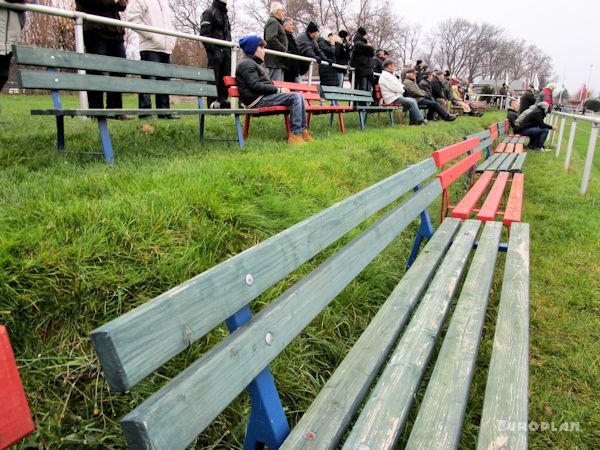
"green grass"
0,95,598,449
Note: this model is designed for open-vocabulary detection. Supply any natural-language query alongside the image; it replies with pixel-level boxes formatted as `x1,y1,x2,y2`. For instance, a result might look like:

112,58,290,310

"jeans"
519,127,550,148
0,52,11,91
356,76,371,92
391,96,424,123
83,34,126,109
207,49,231,105
139,51,171,111
258,92,307,135
269,68,284,81
337,72,345,87
418,98,451,120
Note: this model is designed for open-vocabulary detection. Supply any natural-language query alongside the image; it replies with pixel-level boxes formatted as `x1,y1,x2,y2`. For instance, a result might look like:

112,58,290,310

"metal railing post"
564,118,577,170
74,17,88,109
307,61,314,85
350,68,356,90
550,114,557,145
580,123,599,195
556,116,566,157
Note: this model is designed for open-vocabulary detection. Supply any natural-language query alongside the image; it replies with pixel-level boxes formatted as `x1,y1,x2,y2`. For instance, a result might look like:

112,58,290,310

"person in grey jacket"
296,21,328,76
263,2,287,81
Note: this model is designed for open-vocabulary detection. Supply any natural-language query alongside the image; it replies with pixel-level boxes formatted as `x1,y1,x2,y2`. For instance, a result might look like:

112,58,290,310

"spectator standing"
334,29,352,87
404,68,457,122
127,0,178,119
519,84,537,113
282,18,300,83
537,82,555,110
235,35,313,144
200,0,231,109
350,27,374,93
75,0,130,118
378,59,425,125
431,70,449,112
263,2,287,81
296,22,327,77
316,31,338,87
514,101,555,150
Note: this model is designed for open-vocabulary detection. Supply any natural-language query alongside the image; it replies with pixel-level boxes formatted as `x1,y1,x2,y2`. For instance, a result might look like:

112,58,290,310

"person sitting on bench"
236,35,314,144
403,68,457,122
514,101,556,151
378,59,425,125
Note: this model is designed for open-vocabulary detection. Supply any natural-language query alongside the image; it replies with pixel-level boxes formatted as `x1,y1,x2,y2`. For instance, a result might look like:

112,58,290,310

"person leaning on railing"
282,17,300,83
334,29,351,87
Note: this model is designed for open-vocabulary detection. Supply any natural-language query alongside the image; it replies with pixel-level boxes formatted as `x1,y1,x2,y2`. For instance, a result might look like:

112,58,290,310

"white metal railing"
0,0,356,108
549,111,599,195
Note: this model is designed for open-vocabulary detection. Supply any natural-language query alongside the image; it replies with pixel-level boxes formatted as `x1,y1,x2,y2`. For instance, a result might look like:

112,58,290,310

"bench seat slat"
30,108,258,116
281,218,462,450
90,159,438,392
510,153,527,173
476,172,510,222
451,171,494,219
494,142,507,153
306,105,353,112
405,221,503,450
498,153,518,172
503,173,525,226
341,220,481,450
477,223,530,450
119,181,443,450
475,153,501,173
505,143,515,153
486,153,509,171
13,45,215,81
18,70,218,97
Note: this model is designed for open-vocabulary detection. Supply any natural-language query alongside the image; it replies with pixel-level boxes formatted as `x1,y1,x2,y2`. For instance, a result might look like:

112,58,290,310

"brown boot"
302,129,315,142
288,134,305,144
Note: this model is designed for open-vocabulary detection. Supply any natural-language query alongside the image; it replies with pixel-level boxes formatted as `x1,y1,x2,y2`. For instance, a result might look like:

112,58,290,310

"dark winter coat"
263,15,288,69
75,0,126,41
284,31,300,82
403,78,429,102
317,37,338,86
350,34,374,79
418,78,433,100
200,0,231,54
372,56,384,81
431,77,446,100
335,40,352,74
519,91,536,113
514,105,552,133
507,108,519,131
236,54,278,106
296,31,326,75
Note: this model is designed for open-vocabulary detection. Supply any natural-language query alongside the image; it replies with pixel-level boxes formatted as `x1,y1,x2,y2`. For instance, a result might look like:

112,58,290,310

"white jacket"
0,9,23,56
379,69,405,104
127,0,177,54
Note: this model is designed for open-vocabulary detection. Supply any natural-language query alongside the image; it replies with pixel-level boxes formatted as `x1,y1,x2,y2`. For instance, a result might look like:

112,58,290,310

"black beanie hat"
357,27,367,36
338,29,349,38
307,21,319,33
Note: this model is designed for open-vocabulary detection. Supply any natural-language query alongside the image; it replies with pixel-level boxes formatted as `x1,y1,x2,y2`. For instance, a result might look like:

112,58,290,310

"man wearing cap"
514,101,556,151
519,84,537,113
236,35,313,144
296,21,329,76
335,30,352,87
378,59,425,125
263,2,288,81
431,70,449,112
404,69,457,122
350,27,374,94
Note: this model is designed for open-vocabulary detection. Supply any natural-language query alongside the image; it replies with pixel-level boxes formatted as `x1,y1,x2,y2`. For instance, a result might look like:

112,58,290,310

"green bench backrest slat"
465,130,490,141
341,220,481,450
13,45,215,81
17,70,217,98
477,222,530,450
90,158,438,392
324,93,372,102
120,181,443,450
281,218,462,449
406,221,503,449
320,85,373,102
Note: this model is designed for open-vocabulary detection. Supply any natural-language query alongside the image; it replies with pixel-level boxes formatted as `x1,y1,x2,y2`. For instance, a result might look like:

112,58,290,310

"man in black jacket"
236,35,313,144
334,30,352,87
518,84,536,113
296,22,328,76
404,69,457,121
430,70,449,112
75,0,129,116
514,101,556,150
350,27,374,93
506,99,519,131
263,2,287,81
200,0,231,108
283,18,300,83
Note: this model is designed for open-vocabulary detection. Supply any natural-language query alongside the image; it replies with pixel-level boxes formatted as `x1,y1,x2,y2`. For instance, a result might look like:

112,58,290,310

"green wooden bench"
90,157,530,449
319,85,395,130
13,45,257,163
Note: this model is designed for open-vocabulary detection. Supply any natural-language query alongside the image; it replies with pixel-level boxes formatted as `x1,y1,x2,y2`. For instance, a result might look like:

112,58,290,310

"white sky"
392,0,598,96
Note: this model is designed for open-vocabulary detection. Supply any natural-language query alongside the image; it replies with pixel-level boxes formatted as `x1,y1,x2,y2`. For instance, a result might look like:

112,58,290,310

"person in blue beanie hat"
236,35,314,144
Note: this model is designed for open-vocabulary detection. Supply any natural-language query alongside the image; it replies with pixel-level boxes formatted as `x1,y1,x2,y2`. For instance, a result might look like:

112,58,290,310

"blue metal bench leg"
56,116,65,152
407,185,434,270
199,114,205,141
358,111,365,131
97,118,114,164
389,110,394,127
235,115,245,148
226,306,289,450
329,111,334,127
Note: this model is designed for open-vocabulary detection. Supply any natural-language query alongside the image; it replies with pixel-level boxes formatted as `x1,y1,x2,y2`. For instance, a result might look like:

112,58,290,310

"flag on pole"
580,83,587,103
532,73,540,90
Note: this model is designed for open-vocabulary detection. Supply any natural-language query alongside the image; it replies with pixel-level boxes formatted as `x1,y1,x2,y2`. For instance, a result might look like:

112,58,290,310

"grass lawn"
0,95,598,449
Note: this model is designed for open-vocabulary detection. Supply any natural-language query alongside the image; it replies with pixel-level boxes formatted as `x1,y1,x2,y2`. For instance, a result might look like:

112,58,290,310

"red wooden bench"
0,326,35,449
433,137,524,229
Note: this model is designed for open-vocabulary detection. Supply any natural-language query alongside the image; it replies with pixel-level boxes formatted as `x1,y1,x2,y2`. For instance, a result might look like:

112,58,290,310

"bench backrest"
13,45,217,99
320,85,374,104
489,122,499,141
90,158,442,448
273,81,321,104
465,129,493,154
432,137,481,190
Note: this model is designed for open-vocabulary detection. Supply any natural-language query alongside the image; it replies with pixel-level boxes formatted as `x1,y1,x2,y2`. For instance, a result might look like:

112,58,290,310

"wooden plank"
90,159,438,392
486,153,509,172
475,137,494,154
0,326,35,449
451,171,494,219
436,150,481,190
477,223,530,450
341,220,482,450
514,143,524,153
322,93,371,102
510,153,527,173
477,172,510,222
13,45,214,81
273,80,318,92
405,221,502,450
465,130,490,141
119,181,444,450
354,106,394,111
498,153,518,172
476,153,502,173
30,108,257,116
17,70,218,97
281,219,462,450
505,143,515,153
503,173,525,226
494,142,507,153
320,85,371,95
432,137,480,167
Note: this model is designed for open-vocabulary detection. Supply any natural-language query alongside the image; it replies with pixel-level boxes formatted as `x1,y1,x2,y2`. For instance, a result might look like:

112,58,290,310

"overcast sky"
394,0,598,96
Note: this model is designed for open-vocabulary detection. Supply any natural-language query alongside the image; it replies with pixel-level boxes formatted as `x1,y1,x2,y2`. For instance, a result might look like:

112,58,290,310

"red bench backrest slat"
432,137,480,168
436,150,482,190
489,123,499,140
